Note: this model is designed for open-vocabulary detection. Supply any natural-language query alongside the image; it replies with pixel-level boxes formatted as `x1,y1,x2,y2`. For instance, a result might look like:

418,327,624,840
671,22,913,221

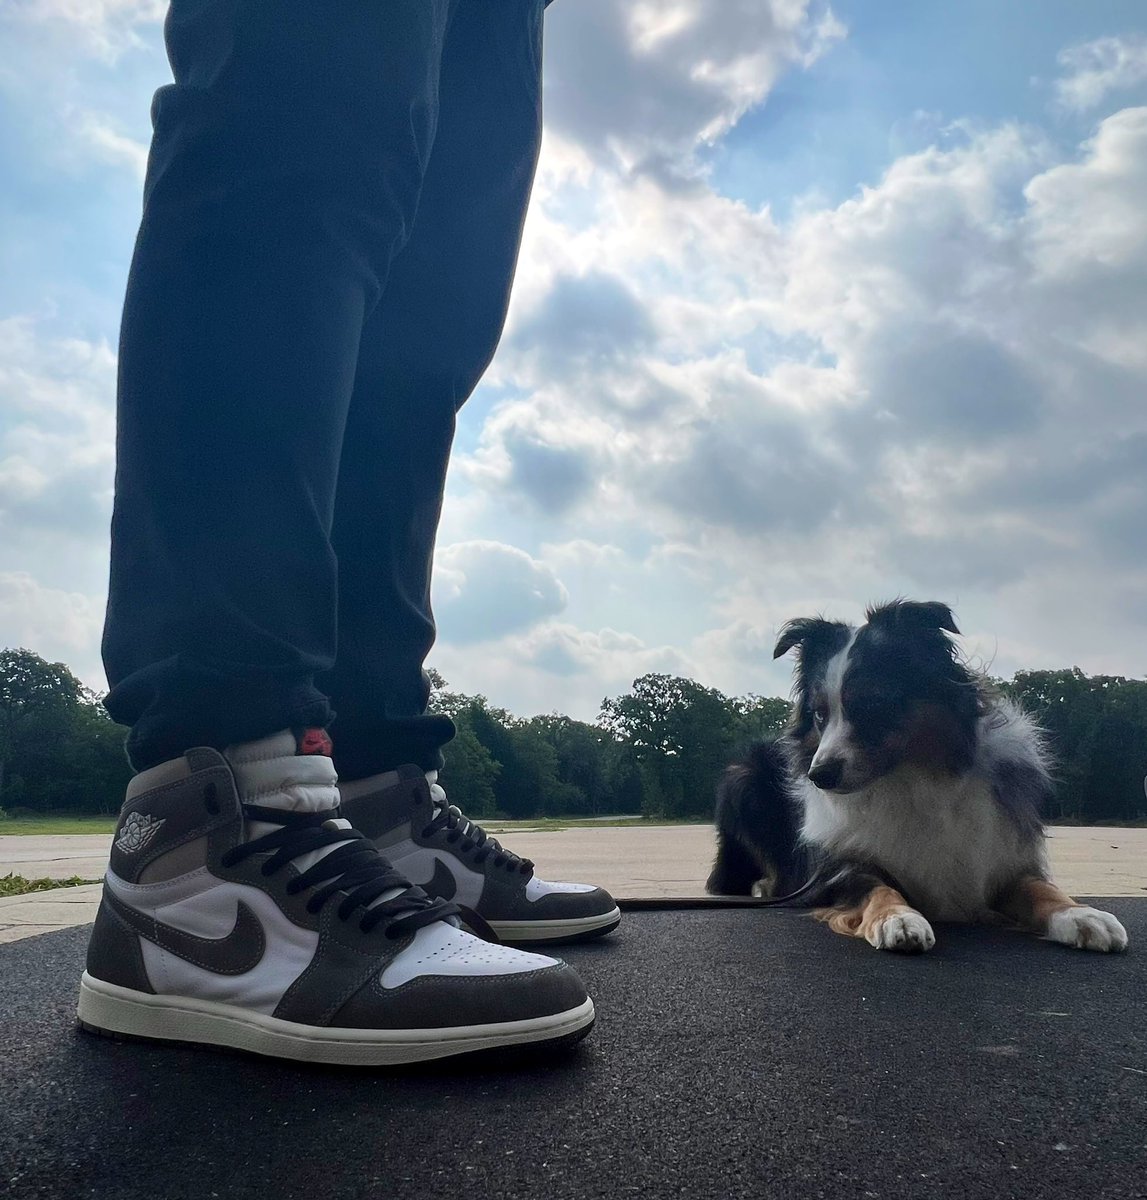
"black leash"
462,872,831,943
616,868,828,911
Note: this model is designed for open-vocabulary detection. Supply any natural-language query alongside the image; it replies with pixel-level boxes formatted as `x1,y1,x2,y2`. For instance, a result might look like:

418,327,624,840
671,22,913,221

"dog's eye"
813,705,828,729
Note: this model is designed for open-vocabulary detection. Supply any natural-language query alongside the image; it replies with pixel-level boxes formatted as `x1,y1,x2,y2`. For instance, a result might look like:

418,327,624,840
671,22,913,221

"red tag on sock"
296,728,333,756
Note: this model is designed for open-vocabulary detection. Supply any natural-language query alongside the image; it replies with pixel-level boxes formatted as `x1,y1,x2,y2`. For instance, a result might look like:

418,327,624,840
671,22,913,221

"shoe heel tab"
396,764,432,802
112,759,239,883
124,746,231,804
186,746,231,773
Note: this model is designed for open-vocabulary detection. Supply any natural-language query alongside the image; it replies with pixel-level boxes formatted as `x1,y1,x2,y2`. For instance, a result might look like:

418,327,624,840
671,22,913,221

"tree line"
2,648,1145,824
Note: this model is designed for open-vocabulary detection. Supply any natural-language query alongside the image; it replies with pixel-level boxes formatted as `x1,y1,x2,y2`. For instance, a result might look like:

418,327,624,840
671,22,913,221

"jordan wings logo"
420,859,458,902
104,888,266,975
114,812,165,856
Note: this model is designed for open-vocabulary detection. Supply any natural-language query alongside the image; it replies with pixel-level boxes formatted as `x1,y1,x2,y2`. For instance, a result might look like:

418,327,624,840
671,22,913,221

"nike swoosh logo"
414,858,457,902
104,887,266,975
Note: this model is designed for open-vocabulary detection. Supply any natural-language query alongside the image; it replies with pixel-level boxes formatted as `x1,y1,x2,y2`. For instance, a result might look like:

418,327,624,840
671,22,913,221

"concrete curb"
0,883,103,944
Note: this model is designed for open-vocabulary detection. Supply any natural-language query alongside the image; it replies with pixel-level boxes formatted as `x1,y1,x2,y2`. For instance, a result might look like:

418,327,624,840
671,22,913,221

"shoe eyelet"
203,782,220,815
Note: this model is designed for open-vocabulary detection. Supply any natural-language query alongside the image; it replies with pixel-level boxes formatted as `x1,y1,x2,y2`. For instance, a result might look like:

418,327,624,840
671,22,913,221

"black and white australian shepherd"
708,600,1129,954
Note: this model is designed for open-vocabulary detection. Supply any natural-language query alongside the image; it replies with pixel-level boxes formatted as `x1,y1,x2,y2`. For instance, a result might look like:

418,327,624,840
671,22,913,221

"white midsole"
77,974,594,1066
488,906,622,942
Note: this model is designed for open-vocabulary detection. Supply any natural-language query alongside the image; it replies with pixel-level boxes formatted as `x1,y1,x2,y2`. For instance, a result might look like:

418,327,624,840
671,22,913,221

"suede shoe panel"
473,876,617,923
329,961,588,1030
109,762,237,884
273,915,415,1027
340,765,425,839
85,897,156,994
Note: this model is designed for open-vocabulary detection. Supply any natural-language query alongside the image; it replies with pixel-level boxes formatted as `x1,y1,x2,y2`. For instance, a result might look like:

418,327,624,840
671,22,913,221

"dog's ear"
865,599,960,636
773,617,848,660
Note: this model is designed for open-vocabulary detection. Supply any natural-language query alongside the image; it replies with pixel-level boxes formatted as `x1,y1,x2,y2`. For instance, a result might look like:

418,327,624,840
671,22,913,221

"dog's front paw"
867,911,936,953
1047,906,1128,953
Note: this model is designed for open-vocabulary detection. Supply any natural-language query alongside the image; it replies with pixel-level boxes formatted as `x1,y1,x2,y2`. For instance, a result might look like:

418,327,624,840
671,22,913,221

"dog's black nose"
809,759,843,790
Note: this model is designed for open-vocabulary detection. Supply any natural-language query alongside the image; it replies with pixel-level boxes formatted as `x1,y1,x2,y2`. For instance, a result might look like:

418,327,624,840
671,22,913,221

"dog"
707,600,1129,954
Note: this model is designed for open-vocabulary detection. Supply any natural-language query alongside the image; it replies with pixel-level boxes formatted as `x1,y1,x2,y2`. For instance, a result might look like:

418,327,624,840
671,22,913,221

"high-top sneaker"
77,731,594,1065
339,767,621,944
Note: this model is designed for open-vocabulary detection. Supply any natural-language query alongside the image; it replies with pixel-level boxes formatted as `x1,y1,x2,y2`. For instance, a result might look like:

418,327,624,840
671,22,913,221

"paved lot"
2,825,1145,943
2,905,1145,1200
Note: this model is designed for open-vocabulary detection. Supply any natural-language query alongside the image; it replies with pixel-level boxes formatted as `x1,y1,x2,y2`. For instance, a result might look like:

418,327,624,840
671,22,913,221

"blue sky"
2,0,1146,720
710,1,1147,213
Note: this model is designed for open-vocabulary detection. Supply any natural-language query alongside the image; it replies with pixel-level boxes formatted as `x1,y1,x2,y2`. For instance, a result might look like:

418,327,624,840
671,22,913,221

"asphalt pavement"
2,902,1144,1199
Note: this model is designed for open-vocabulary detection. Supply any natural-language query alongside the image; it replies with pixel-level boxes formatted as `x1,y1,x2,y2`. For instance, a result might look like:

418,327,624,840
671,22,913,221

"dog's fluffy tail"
707,739,811,897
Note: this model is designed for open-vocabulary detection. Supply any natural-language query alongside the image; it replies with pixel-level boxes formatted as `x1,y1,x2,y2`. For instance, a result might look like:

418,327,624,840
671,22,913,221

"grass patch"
0,874,100,898
0,815,117,836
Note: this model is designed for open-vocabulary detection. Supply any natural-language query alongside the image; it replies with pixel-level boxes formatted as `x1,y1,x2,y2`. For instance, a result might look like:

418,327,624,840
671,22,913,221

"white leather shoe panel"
525,877,598,901
380,922,556,989
106,871,319,1015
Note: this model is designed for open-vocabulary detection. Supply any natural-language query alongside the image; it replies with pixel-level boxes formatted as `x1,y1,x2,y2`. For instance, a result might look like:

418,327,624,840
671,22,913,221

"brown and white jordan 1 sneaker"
340,766,621,945
78,732,594,1065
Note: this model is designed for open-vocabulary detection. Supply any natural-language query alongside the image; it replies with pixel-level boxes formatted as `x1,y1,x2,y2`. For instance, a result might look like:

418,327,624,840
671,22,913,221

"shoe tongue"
226,730,339,819
225,730,341,870
226,735,433,916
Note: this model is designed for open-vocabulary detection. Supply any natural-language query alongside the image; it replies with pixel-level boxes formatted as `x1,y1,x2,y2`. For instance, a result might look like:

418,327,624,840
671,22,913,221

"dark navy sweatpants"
102,0,545,775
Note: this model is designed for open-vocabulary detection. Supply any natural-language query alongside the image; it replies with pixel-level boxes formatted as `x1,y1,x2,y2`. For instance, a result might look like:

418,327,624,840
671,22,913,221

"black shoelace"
223,806,460,937
422,802,534,876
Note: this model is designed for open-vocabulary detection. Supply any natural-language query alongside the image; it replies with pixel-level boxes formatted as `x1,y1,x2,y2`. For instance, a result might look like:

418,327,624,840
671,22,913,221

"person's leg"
102,0,457,769
328,0,620,943
84,0,595,1063
320,0,548,781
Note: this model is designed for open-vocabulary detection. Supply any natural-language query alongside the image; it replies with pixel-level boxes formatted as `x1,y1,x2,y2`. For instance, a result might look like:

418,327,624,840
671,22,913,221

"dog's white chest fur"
798,767,1042,921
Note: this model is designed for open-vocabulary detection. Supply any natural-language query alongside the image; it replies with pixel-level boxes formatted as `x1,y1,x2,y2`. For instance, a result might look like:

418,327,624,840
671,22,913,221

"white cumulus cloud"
434,541,569,645
6,0,164,60
451,101,1147,706
1055,34,1147,113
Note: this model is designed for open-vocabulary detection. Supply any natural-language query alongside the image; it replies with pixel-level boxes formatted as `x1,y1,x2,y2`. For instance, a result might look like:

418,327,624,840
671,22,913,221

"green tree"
1000,668,1147,822
731,694,791,743
423,663,1147,826
0,649,84,807
527,714,617,816
425,672,501,816
0,649,131,814
438,723,501,817
429,675,568,819
599,674,747,818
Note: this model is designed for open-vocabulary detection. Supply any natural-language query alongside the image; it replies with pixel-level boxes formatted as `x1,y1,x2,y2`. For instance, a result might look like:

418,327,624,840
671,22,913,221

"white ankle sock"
224,731,338,814
224,730,343,871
